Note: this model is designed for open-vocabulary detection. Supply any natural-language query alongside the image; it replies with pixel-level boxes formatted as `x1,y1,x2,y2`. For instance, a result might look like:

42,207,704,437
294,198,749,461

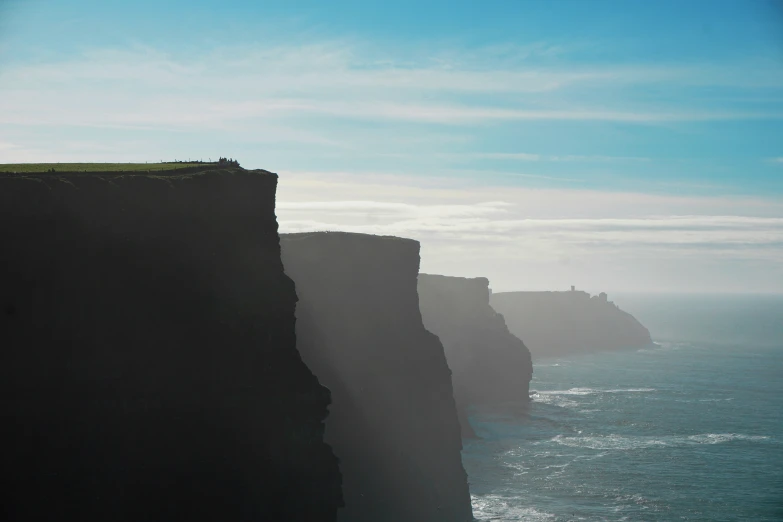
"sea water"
464,294,783,521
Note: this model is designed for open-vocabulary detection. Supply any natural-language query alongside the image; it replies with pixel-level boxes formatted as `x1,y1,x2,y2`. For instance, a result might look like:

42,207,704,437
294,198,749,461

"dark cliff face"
280,232,473,522
490,291,653,358
0,169,342,521
417,275,533,436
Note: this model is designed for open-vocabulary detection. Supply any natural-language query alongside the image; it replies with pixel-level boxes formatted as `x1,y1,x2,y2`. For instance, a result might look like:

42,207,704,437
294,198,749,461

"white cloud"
275,170,783,216
278,200,511,218
279,208,783,249
275,170,783,292
5,91,779,130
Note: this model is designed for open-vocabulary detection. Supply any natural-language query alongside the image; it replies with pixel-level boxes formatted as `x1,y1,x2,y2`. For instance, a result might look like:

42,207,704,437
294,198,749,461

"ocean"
464,294,783,521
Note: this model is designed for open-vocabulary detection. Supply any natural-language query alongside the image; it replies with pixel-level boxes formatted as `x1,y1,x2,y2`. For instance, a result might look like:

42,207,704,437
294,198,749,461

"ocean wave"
530,387,655,410
530,393,579,409
675,397,735,403
542,463,569,470
573,451,609,461
551,433,667,450
536,387,656,396
503,461,529,476
638,341,697,354
472,494,556,521
550,433,772,450
686,433,770,444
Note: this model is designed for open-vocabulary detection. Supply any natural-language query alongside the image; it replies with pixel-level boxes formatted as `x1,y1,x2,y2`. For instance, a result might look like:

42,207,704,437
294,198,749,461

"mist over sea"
464,294,783,521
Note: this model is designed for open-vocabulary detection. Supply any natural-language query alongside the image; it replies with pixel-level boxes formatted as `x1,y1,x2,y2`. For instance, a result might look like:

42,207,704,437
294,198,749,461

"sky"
1,0,783,294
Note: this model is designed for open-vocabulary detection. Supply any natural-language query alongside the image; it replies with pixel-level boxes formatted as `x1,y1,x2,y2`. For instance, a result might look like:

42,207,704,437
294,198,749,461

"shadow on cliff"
417,274,533,438
0,170,342,521
281,232,474,522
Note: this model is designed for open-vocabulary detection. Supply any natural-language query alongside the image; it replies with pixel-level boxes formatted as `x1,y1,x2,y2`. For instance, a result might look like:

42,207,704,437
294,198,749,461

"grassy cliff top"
0,162,216,173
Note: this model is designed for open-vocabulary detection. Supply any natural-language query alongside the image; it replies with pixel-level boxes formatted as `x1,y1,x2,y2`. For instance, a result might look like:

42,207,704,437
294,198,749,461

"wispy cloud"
4,43,782,91
4,94,779,131
276,171,783,266
278,200,512,219
276,103,783,124
1,43,782,132
434,152,650,162
276,169,783,214
279,204,783,250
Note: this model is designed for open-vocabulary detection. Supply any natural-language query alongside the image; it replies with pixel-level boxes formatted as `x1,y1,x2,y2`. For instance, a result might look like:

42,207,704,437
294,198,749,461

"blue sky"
1,0,782,292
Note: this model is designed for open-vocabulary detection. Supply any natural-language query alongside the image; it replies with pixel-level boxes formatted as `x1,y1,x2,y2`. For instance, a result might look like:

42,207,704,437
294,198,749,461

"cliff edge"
490,290,653,358
0,167,342,521
418,275,533,437
281,232,473,522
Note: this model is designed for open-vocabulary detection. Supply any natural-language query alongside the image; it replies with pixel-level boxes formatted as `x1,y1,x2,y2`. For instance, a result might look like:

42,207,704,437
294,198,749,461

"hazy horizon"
2,0,782,293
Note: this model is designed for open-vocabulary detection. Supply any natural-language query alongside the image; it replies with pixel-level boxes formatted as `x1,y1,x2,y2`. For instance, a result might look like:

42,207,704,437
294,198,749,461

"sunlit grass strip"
0,162,210,173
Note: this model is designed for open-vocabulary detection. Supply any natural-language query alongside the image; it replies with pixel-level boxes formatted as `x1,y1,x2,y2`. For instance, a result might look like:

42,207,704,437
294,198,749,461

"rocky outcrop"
490,290,653,358
0,168,342,521
417,275,533,436
280,232,473,522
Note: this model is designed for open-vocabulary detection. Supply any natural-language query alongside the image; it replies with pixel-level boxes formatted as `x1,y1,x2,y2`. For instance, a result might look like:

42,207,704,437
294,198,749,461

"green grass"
0,162,213,173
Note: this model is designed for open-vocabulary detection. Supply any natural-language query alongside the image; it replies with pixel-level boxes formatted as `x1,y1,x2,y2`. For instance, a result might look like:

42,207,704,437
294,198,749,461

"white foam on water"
551,433,667,450
550,432,772,450
537,388,655,396
686,433,771,444
530,392,579,409
527,451,576,458
572,451,609,461
531,387,656,411
503,461,529,476
472,494,556,521
604,388,656,393
537,388,656,395
615,493,652,503
542,462,571,481
536,388,593,396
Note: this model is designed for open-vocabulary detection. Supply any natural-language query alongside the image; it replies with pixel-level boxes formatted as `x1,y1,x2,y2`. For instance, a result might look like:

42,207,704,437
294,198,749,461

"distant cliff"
281,232,473,522
418,275,533,437
0,168,342,521
490,290,653,358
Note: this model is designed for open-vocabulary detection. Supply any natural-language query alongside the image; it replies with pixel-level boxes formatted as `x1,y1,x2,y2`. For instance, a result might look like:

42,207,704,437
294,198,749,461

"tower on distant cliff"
599,292,608,302
570,285,575,291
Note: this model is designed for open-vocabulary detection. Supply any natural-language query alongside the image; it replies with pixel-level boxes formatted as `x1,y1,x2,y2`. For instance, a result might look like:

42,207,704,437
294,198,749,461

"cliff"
417,275,533,436
280,232,473,522
490,290,653,358
0,167,342,521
